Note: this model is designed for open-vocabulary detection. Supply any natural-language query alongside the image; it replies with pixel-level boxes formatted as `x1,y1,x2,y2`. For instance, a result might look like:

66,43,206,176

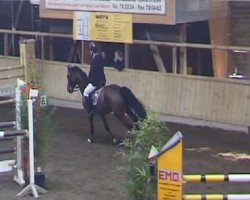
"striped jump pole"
0,98,15,105
0,130,28,138
184,174,250,183
0,122,16,141
0,137,15,141
0,147,16,154
183,194,250,200
0,160,16,173
148,132,250,200
0,121,16,128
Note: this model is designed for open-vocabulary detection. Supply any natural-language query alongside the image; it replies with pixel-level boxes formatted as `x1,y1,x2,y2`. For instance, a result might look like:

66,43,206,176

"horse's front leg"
100,115,120,145
87,113,95,143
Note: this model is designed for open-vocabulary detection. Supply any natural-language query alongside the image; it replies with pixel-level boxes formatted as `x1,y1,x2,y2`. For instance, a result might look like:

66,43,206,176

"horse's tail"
120,86,147,119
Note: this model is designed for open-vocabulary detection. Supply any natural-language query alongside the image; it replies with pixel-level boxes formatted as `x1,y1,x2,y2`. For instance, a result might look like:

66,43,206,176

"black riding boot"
85,96,92,113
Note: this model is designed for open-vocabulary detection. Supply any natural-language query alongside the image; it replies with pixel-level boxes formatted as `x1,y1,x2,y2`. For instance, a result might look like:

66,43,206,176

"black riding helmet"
89,42,98,53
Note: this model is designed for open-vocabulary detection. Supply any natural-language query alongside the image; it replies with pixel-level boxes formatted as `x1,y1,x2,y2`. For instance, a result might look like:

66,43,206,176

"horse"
66,65,147,144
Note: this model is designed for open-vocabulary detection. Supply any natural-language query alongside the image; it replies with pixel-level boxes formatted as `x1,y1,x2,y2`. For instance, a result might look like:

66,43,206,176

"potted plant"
33,95,55,188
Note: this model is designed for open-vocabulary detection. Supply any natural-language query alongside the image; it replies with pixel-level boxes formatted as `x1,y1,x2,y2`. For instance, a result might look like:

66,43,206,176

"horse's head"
67,65,88,94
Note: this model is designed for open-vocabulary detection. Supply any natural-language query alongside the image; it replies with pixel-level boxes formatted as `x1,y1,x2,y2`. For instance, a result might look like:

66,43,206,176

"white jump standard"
17,99,47,198
0,80,47,198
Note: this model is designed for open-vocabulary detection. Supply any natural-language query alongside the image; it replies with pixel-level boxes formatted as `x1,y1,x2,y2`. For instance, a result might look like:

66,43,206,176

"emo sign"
157,134,183,200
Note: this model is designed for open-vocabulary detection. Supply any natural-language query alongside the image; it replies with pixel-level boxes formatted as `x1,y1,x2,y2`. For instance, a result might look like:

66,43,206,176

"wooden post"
209,1,230,78
19,39,37,84
146,31,166,72
179,24,187,74
4,33,8,56
81,40,84,64
125,44,129,69
41,36,45,60
172,46,177,74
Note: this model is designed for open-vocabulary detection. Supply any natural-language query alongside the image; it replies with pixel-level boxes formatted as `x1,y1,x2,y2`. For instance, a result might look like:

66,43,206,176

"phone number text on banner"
46,0,166,15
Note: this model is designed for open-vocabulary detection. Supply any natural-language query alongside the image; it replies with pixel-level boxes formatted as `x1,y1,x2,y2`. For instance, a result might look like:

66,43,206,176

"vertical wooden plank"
4,34,8,56
179,24,187,74
81,40,84,64
125,44,129,69
209,1,230,78
172,47,177,73
19,40,36,84
41,36,44,60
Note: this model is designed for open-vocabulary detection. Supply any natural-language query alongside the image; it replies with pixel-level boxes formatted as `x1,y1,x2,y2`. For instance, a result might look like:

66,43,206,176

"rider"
83,42,106,113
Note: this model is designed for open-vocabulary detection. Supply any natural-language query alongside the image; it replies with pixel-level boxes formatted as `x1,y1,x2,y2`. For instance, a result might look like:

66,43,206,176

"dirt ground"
0,104,250,200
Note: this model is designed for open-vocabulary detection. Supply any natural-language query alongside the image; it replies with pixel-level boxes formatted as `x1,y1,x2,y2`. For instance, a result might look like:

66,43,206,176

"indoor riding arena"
1,1,250,199
0,100,250,199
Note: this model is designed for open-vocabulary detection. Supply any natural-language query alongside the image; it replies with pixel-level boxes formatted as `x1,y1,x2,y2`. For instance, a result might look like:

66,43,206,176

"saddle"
90,87,103,106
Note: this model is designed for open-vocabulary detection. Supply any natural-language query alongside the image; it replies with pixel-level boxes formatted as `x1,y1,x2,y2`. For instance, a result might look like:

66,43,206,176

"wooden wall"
0,56,23,85
1,57,249,127
39,60,250,127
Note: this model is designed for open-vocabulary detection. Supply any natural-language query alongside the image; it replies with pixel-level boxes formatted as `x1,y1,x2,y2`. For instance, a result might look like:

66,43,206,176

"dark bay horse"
66,65,147,144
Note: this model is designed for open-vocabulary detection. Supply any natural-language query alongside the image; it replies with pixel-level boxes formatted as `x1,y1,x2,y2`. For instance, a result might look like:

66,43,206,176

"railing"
1,28,250,74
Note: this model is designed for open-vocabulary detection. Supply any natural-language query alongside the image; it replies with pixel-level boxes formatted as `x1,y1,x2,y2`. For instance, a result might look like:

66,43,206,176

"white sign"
46,0,166,15
29,89,39,98
30,0,40,5
74,12,91,40
187,0,209,11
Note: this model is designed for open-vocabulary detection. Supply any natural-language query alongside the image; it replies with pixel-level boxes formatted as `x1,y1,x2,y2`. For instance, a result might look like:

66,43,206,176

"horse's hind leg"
126,107,140,130
126,107,138,123
114,112,133,131
100,115,120,144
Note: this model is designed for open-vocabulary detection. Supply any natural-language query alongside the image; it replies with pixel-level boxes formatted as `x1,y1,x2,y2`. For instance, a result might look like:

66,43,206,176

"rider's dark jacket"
88,53,106,87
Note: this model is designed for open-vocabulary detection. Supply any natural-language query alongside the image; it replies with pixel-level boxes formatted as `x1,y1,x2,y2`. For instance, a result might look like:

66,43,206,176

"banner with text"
46,0,165,15
73,12,132,43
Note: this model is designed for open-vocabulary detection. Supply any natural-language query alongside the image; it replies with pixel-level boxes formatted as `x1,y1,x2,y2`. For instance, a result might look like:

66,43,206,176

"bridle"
67,73,80,92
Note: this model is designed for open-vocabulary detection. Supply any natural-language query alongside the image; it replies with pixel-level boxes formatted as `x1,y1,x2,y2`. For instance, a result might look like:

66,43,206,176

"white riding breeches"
84,83,97,97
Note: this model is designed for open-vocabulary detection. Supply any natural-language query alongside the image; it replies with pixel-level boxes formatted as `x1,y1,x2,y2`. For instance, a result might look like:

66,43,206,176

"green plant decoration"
121,113,172,200
20,84,56,171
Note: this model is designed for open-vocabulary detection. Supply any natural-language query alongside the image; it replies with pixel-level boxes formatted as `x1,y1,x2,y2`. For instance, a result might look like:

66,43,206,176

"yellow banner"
90,12,132,43
157,141,183,200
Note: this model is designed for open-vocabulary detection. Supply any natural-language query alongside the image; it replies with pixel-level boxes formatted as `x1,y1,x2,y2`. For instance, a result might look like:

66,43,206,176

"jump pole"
148,132,250,200
0,121,16,128
17,97,47,198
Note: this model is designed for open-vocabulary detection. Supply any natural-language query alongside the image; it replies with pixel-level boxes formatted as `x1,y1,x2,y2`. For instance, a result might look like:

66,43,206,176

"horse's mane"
70,65,87,78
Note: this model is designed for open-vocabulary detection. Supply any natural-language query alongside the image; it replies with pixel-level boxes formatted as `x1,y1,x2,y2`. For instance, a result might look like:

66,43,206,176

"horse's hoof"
87,138,93,143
